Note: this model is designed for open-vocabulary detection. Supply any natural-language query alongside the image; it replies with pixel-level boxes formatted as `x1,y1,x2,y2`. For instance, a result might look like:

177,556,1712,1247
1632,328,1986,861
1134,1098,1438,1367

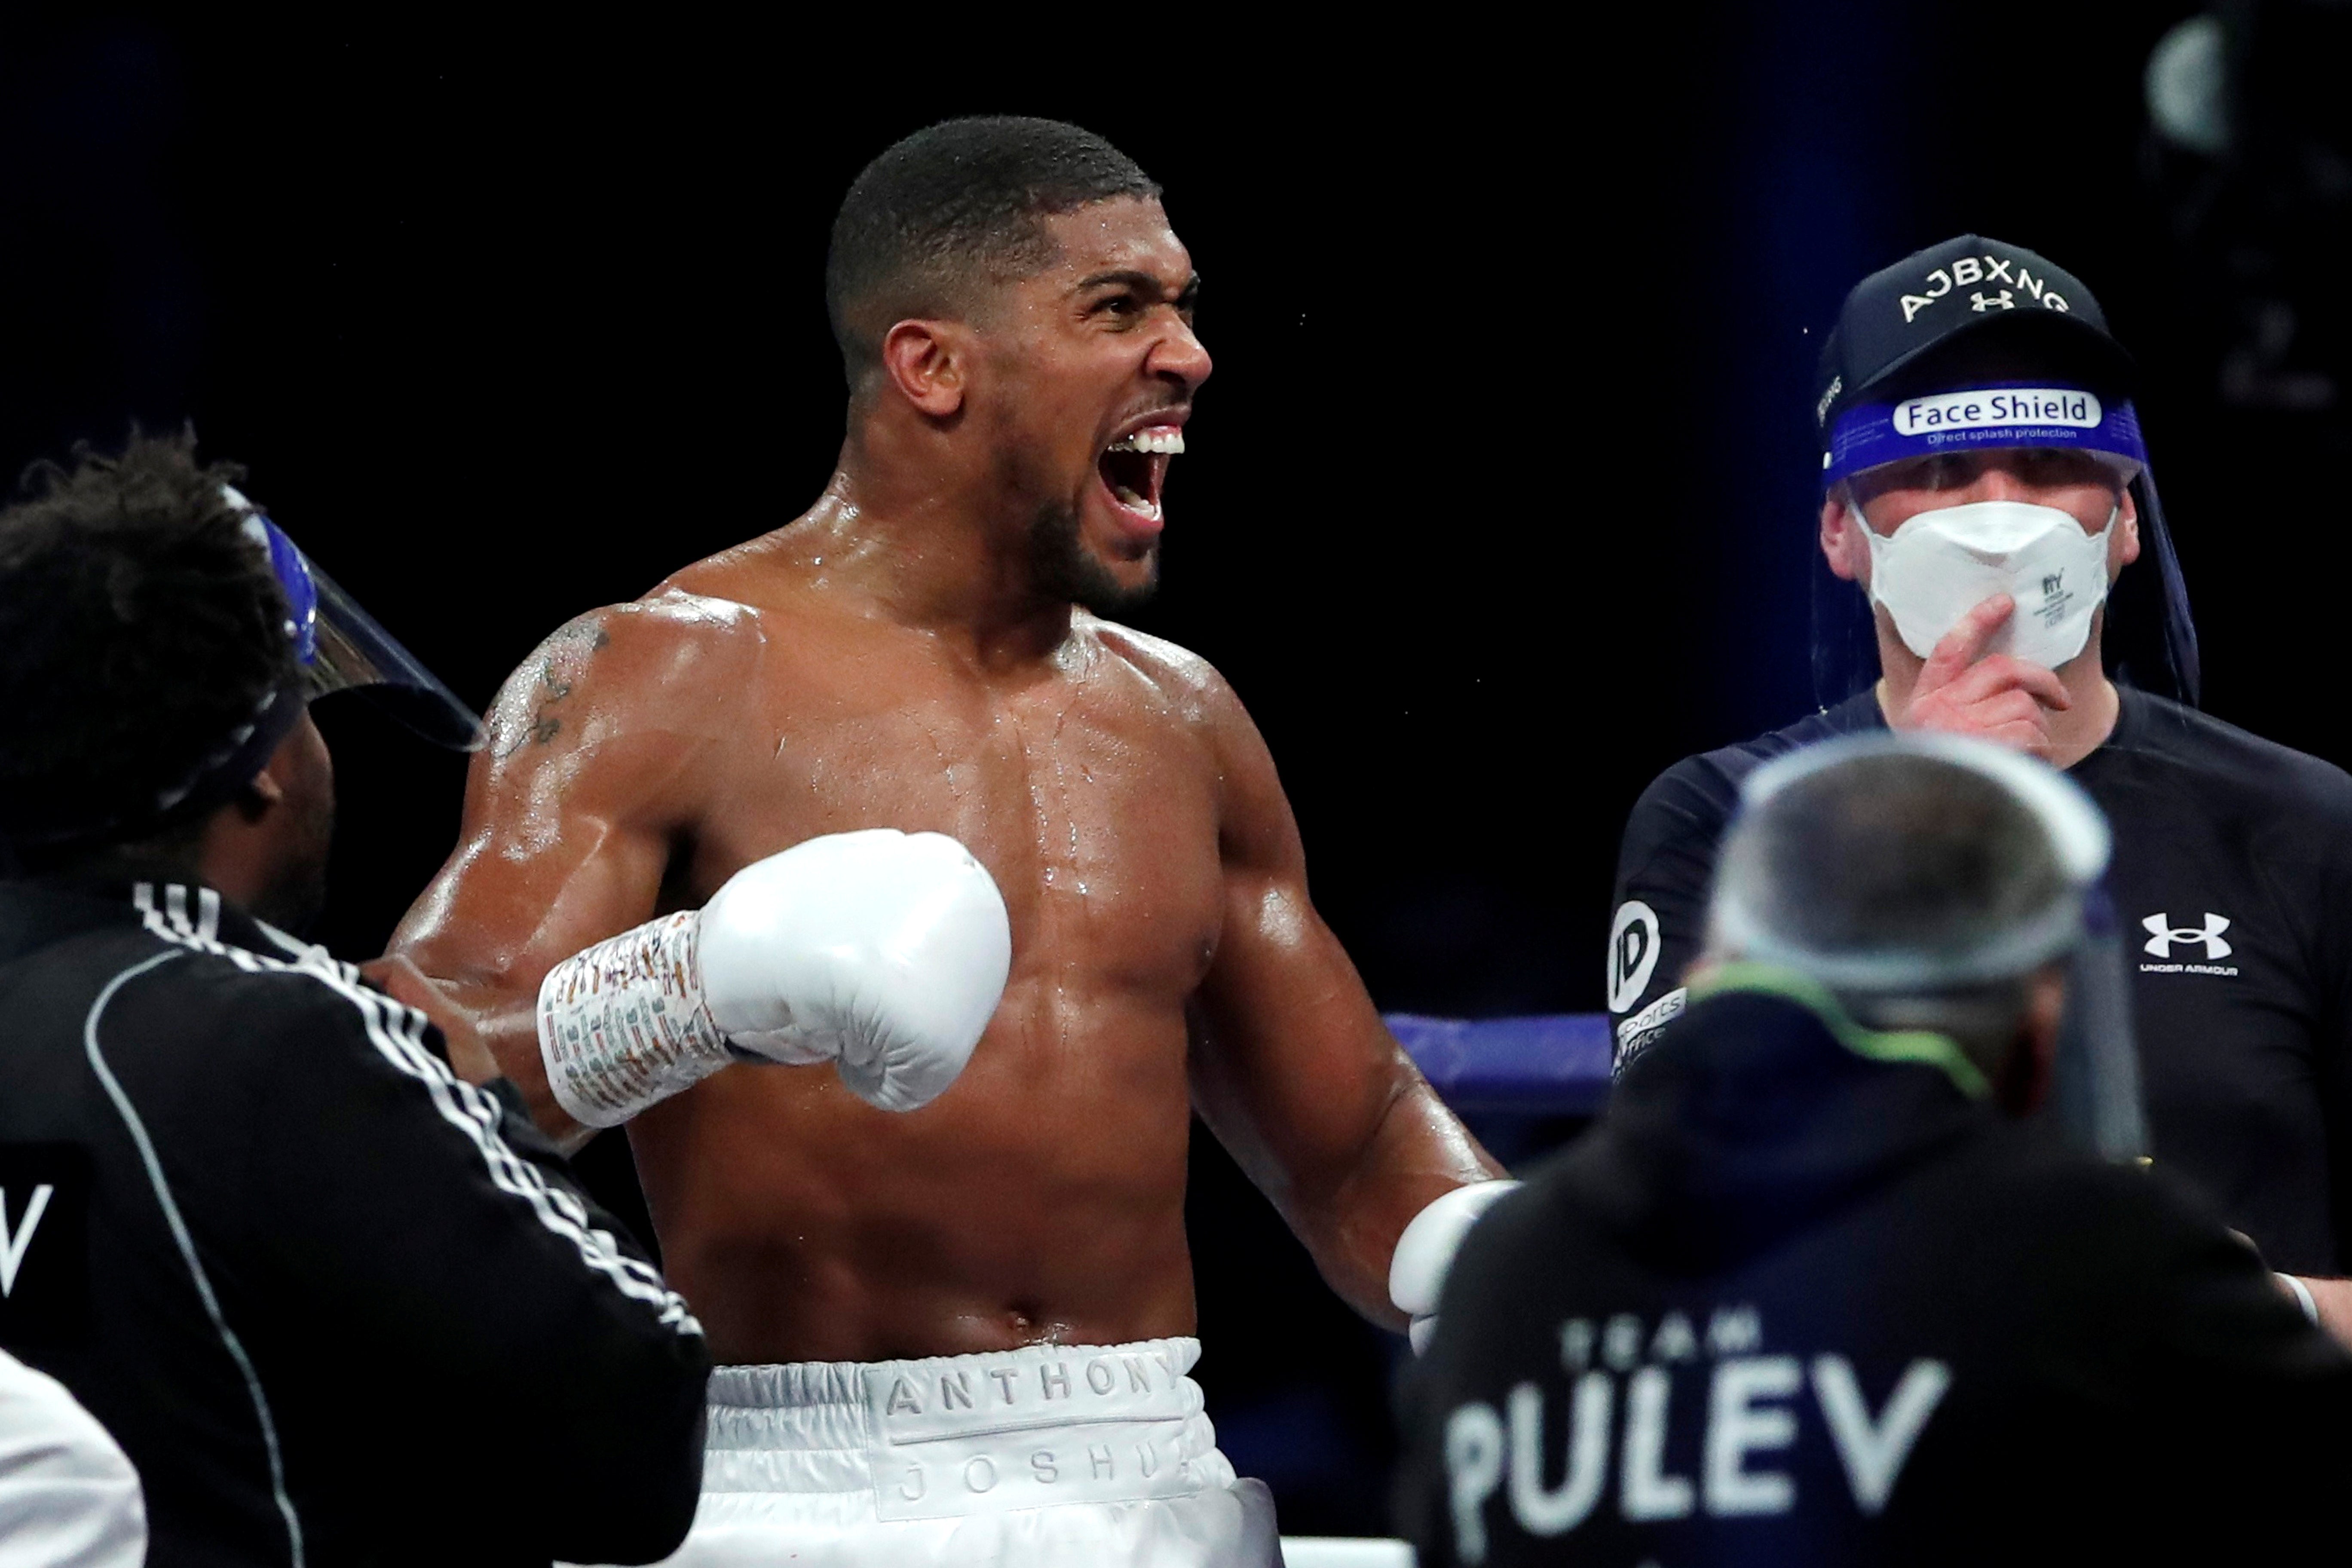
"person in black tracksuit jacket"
1402,736,2352,1565
0,433,711,1565
0,870,710,1567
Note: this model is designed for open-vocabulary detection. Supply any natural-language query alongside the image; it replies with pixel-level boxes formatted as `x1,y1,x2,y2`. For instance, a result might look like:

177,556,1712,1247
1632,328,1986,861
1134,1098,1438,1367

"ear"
879,320,968,418
2111,483,2141,576
1819,491,1862,583
230,757,289,824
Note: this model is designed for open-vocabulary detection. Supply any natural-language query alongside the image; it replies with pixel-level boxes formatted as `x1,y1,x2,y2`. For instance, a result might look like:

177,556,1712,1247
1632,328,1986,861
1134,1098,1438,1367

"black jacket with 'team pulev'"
1395,971,2352,1566
0,870,711,1567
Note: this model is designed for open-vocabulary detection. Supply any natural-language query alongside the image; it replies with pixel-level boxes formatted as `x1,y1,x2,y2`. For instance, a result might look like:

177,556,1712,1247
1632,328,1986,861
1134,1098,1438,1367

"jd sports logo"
2143,912,2232,961
1608,901,1662,1015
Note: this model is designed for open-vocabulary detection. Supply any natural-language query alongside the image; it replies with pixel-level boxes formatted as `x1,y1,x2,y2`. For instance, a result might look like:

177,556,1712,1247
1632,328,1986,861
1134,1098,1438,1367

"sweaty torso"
628,542,1229,1363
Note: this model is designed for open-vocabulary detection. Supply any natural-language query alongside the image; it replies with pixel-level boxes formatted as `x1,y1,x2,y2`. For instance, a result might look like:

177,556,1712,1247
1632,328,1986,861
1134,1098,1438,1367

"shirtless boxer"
393,116,1506,1565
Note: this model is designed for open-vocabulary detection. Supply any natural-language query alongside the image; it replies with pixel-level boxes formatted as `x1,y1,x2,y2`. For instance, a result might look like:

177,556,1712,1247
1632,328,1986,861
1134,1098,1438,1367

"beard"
1028,501,1160,617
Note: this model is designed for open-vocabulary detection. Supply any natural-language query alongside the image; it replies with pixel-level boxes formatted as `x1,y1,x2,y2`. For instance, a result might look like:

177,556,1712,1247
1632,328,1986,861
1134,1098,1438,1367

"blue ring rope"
1386,1013,1611,1114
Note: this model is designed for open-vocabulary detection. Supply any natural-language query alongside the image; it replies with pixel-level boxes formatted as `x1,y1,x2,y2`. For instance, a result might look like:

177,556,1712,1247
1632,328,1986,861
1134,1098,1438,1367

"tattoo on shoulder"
548,620,613,655
493,620,612,757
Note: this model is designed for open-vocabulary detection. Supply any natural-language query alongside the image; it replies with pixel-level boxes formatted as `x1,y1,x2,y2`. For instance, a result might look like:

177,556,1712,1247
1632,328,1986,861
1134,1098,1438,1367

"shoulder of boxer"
1082,612,1234,721
1078,617,1266,756
1082,616,1297,854
478,593,767,775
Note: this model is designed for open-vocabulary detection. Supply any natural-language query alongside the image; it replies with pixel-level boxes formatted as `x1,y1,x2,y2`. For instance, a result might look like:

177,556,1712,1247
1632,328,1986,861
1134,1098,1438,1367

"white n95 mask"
1859,499,2115,669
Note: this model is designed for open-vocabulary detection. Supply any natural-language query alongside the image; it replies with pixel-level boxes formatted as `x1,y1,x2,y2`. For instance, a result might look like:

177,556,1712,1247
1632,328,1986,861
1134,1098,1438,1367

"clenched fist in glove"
537,829,1012,1128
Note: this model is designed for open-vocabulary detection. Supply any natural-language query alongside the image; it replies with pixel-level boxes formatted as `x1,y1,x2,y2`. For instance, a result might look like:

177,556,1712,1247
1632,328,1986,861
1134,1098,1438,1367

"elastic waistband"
709,1337,1201,1430
703,1338,1223,1520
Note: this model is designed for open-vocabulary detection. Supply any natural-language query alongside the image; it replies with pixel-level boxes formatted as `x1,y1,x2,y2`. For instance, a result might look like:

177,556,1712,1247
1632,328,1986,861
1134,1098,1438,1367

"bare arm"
390,598,760,1148
1184,672,1502,1328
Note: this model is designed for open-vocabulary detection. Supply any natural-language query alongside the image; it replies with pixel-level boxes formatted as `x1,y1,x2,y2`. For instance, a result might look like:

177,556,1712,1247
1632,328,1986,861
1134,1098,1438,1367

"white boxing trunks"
646,1336,1280,1568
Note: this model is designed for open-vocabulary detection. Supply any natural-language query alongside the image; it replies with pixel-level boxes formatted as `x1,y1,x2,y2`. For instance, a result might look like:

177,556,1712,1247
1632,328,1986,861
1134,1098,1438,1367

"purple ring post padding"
1384,1013,1613,1114
1823,384,2146,489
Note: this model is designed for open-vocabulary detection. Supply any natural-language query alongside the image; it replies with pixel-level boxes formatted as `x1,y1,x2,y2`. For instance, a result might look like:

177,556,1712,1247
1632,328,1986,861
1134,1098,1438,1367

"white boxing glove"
699,829,1011,1109
537,829,1011,1127
1389,1179,1521,1353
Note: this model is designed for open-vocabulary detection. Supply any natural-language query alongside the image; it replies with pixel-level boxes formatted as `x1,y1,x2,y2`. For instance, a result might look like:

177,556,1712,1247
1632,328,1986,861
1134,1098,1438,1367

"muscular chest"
691,638,1227,995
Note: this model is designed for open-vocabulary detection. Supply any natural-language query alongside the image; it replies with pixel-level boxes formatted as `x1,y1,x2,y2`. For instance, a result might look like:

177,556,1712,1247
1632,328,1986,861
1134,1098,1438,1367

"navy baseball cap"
1813,236,2137,435
1815,236,2148,490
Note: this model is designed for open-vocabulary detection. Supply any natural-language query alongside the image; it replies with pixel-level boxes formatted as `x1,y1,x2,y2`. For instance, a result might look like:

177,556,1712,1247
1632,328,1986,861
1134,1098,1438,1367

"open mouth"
1097,426,1184,526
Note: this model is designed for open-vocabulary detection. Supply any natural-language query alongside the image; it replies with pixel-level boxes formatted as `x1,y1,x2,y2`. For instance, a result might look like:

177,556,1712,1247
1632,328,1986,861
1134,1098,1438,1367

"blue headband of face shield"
1822,381,2148,490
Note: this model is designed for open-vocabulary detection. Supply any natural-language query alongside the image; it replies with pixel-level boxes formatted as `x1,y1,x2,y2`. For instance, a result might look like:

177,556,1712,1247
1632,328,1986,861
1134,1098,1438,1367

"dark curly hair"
0,428,296,866
826,116,1160,390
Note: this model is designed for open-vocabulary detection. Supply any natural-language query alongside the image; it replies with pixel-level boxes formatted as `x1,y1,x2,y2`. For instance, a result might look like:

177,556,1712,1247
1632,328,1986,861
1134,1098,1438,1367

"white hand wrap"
537,910,732,1130
1390,1179,1522,1354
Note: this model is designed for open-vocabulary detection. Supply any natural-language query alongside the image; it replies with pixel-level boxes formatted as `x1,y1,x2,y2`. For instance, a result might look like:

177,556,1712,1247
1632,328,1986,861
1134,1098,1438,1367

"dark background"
4,6,2343,1534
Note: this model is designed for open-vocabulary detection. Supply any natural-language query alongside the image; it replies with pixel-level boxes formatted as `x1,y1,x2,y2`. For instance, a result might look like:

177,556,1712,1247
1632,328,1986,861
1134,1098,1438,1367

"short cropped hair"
1712,750,2074,1067
825,116,1160,388
0,429,293,863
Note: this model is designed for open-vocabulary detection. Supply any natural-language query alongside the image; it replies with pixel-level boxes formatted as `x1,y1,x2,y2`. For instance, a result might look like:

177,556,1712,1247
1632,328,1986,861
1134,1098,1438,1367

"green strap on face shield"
1691,962,1993,1102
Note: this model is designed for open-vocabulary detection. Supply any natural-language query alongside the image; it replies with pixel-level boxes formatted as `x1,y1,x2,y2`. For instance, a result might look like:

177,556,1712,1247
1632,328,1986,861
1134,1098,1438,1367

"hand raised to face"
1896,593,2074,759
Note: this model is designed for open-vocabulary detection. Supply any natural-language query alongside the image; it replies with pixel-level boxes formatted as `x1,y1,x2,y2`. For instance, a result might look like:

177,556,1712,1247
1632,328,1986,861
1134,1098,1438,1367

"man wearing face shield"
1607,235,2352,1331
1405,736,2352,1564
0,432,711,1565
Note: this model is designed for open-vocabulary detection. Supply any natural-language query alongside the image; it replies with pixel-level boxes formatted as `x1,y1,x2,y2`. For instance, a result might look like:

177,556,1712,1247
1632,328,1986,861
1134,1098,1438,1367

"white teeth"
1107,428,1185,455
1112,486,1163,522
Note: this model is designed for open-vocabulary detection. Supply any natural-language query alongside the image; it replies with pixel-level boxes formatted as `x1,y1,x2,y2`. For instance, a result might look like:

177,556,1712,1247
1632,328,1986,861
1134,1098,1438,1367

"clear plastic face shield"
1810,383,2199,710
228,488,484,751
1711,732,2147,1159
1846,444,2133,529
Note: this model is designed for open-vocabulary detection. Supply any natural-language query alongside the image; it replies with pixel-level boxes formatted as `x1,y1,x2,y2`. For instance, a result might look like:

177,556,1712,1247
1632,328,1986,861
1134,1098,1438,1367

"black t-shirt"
1608,686,2352,1273
1393,982,2352,1566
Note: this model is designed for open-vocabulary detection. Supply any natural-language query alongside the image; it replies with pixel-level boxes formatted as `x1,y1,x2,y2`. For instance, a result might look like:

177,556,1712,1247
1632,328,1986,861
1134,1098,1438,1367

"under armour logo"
2143,912,2232,960
1898,257,2071,322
